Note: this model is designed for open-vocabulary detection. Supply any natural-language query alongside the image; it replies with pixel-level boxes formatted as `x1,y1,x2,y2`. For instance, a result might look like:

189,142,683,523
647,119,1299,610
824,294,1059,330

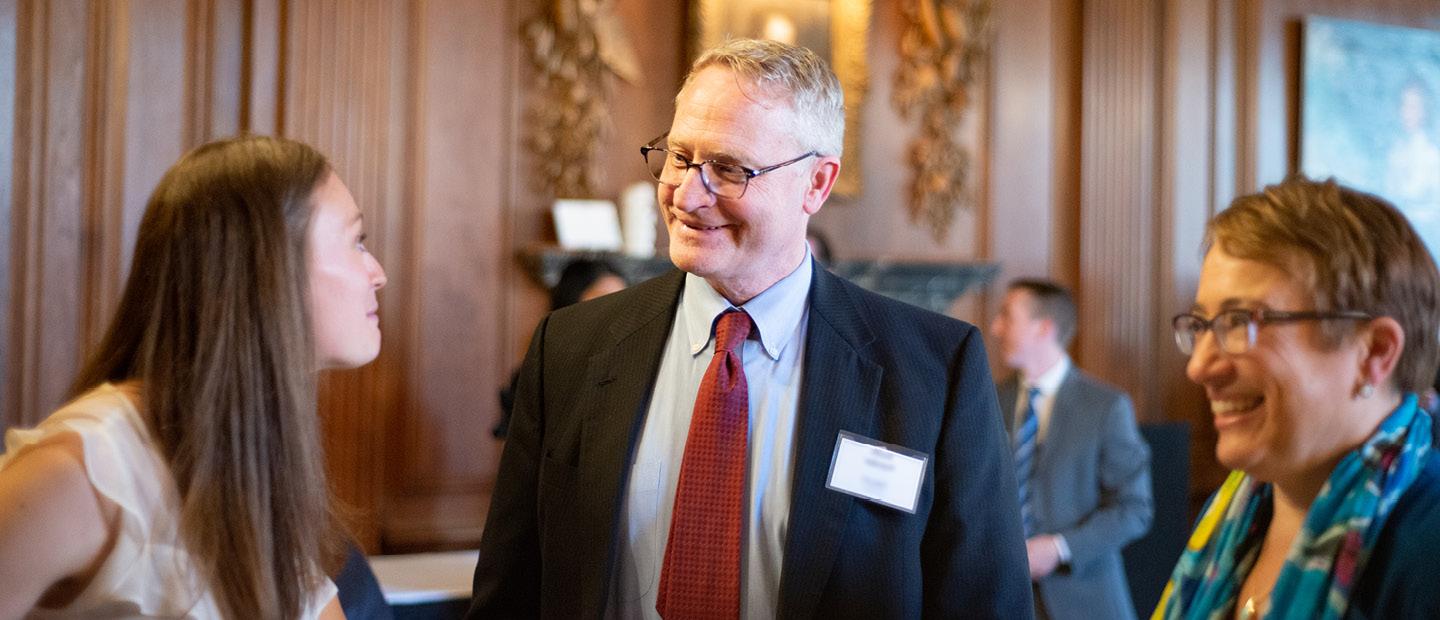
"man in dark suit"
990,279,1153,620
468,38,1030,619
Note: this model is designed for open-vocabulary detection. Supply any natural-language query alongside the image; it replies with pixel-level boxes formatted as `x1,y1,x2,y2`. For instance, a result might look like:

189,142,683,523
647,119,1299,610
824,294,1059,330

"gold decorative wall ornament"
892,0,991,241
523,0,640,199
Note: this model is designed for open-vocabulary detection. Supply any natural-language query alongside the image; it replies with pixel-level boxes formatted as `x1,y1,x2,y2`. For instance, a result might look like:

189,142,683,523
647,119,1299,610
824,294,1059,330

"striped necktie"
1014,386,1041,538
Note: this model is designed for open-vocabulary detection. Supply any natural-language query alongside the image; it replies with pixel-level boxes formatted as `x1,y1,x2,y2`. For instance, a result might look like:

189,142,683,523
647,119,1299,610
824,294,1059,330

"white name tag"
825,431,929,513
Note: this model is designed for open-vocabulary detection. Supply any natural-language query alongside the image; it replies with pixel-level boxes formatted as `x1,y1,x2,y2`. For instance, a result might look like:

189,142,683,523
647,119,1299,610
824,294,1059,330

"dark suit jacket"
469,264,1032,619
999,369,1153,620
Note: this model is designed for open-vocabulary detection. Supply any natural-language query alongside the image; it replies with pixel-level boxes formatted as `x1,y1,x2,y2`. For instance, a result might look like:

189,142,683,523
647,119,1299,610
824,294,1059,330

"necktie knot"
713,310,753,354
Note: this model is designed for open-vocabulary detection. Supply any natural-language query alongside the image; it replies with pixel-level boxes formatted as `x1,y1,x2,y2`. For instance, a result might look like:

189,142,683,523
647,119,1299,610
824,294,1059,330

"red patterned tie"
657,309,753,619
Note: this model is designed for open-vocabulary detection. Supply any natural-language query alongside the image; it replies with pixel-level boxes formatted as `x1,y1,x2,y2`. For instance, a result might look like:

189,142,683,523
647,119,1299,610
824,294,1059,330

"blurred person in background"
992,278,1152,620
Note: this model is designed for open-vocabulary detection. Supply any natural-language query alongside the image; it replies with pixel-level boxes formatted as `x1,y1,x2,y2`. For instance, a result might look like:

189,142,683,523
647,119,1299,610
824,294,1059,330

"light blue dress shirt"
606,250,813,620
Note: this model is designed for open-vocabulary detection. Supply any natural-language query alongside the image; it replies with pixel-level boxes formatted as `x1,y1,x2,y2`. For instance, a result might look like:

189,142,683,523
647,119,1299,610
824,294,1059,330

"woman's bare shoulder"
0,433,120,615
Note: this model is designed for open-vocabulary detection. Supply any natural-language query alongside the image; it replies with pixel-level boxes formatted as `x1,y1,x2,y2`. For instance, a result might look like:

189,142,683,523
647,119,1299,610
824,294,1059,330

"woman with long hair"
0,135,387,618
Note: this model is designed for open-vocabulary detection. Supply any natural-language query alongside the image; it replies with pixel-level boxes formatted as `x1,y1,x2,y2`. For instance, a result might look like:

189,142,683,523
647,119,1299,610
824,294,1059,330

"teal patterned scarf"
1153,394,1432,620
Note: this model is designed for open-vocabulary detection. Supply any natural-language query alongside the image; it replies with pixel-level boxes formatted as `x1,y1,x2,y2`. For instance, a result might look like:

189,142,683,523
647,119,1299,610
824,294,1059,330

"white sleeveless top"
0,384,337,618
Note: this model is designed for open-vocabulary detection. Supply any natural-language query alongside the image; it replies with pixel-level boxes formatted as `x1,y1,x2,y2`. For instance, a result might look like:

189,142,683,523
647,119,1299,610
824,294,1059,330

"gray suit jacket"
1000,368,1153,620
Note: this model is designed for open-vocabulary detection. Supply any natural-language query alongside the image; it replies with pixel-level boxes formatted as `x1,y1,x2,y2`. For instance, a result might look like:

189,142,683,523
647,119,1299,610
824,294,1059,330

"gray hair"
683,38,845,157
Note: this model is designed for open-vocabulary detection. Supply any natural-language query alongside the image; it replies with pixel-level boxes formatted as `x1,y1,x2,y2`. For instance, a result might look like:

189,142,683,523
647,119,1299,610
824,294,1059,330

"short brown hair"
1205,176,1440,392
1008,278,1078,347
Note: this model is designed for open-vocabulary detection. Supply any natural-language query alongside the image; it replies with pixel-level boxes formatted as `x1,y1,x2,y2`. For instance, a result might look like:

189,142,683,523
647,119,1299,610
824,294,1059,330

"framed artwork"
1301,17,1440,257
690,0,871,196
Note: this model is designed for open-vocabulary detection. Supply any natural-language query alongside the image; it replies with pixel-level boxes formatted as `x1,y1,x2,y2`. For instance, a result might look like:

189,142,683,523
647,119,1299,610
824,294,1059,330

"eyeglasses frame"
639,132,818,199
1170,308,1373,355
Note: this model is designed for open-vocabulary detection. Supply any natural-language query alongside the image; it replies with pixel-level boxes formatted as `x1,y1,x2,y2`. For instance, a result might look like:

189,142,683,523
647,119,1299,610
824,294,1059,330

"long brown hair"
70,135,343,618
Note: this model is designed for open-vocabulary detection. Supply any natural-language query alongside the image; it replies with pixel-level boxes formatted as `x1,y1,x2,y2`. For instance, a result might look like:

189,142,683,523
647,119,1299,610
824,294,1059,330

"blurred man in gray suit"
991,278,1153,620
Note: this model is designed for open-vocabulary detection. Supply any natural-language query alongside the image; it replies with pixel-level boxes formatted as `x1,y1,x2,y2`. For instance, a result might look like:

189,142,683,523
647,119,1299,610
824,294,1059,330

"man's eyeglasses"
640,132,817,199
1171,308,1372,355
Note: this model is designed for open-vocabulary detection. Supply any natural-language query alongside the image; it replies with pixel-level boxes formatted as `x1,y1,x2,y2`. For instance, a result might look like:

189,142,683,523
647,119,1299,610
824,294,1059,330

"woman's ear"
1358,316,1405,389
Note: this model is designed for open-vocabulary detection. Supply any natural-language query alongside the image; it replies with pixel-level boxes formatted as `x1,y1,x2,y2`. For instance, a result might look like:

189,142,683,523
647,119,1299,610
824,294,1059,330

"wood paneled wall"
6,0,1440,550
1159,0,1223,492
5,0,193,427
986,0,1175,412
1076,0,1160,417
0,0,14,408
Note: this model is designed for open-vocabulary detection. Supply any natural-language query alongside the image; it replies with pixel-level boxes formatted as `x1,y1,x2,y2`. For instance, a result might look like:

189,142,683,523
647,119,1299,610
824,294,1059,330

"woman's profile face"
307,173,387,369
1185,247,1365,482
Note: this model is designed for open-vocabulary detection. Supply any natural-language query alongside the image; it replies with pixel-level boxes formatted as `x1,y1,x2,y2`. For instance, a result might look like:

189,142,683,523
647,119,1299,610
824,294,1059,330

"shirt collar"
1027,355,1072,395
680,249,814,361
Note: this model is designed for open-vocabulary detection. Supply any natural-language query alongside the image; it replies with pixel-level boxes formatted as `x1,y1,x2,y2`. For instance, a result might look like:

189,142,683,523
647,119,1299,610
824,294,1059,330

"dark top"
1346,439,1440,619
335,543,394,620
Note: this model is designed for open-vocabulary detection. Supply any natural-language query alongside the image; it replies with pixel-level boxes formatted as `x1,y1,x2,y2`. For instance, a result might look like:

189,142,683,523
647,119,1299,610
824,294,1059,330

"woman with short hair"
1157,177,1440,618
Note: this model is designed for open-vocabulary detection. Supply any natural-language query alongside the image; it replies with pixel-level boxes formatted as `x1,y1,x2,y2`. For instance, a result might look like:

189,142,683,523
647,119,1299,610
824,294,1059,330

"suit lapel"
1036,367,1079,484
778,267,882,618
574,270,685,615
998,377,1019,434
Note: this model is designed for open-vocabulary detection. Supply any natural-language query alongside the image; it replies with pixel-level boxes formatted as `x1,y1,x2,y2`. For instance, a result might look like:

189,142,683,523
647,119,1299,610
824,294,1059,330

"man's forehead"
680,66,788,106
676,69,797,125
1005,288,1037,308
669,82,800,159
664,124,762,163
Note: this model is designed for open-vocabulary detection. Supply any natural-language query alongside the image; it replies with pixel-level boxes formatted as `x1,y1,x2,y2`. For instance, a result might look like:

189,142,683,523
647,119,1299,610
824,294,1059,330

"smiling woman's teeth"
1211,398,1263,414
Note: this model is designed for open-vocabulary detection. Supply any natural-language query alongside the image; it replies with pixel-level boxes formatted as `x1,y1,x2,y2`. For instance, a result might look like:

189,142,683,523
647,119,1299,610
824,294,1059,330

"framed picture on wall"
1301,17,1440,258
689,0,871,197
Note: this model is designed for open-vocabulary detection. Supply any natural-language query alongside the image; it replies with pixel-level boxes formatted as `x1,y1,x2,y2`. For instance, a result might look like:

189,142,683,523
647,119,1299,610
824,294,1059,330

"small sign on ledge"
552,199,623,251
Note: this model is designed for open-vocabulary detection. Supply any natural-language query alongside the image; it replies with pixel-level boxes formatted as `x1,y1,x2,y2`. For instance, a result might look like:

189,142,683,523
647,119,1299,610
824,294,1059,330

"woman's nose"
369,254,388,290
1185,329,1228,386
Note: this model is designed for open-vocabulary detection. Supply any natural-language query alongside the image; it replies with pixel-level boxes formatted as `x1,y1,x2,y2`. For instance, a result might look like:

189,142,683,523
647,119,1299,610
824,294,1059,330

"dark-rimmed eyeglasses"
640,132,817,199
1171,308,1372,355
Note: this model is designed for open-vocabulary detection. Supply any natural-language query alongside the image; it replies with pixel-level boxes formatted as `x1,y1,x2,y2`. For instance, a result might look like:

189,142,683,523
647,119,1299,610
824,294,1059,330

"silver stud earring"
1359,383,1375,399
